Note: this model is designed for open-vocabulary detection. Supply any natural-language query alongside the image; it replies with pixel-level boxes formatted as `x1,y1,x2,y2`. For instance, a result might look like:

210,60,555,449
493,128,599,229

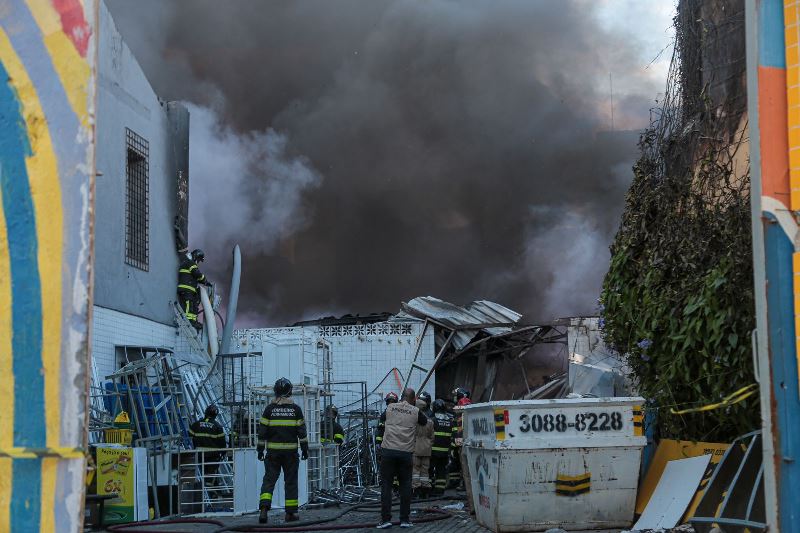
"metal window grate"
125,127,149,270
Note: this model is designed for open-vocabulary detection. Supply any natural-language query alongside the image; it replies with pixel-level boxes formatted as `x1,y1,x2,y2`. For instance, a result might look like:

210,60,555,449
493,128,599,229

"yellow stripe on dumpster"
633,406,644,436
494,409,506,440
556,472,591,496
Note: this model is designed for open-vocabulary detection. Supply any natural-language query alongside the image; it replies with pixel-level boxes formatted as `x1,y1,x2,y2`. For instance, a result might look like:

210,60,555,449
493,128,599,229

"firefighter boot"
285,512,300,522
258,506,269,524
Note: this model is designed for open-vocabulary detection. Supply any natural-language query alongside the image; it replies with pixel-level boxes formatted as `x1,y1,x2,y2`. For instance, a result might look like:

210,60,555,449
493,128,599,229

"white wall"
234,320,436,413
92,305,180,380
322,322,435,410
94,1,184,325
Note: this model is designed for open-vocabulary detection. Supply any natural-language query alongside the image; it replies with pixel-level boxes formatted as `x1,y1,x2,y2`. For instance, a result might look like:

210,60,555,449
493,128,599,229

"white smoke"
524,207,610,322
187,103,323,256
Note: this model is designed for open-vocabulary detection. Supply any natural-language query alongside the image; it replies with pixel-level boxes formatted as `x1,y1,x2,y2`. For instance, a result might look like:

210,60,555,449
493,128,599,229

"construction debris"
634,455,712,531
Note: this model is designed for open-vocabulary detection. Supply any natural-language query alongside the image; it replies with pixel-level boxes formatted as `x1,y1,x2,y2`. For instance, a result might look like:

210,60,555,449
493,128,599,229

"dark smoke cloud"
107,0,666,325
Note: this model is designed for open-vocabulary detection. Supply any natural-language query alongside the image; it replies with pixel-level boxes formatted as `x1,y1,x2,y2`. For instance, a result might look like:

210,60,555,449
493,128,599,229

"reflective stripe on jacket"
178,258,206,293
432,413,454,456
321,420,344,444
189,418,226,448
257,397,309,454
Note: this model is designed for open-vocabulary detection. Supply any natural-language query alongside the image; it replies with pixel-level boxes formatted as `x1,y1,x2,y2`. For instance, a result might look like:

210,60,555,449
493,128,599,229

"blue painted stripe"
11,461,41,533
2,0,82,180
763,215,800,532
760,0,787,68
0,59,43,532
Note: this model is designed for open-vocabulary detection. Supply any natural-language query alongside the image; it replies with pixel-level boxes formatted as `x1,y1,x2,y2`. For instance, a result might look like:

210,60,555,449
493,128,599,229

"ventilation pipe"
199,285,219,357
219,244,241,355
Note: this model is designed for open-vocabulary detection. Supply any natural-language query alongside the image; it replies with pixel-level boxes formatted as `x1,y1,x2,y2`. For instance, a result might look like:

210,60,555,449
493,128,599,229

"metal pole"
745,1,799,529
415,329,456,394
401,320,430,392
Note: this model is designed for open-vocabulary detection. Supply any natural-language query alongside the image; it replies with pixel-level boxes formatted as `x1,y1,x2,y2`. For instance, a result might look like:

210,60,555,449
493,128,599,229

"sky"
106,0,675,326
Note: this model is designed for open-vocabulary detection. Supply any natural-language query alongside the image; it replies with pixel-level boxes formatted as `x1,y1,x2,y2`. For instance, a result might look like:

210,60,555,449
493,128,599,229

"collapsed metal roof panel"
396,296,523,349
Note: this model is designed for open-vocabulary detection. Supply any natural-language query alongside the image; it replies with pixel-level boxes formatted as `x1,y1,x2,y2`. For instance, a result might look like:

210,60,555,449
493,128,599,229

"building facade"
92,1,191,380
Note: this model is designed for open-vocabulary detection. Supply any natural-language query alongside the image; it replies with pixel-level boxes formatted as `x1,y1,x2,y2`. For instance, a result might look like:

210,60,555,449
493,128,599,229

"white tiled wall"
92,305,178,379
234,321,436,413
325,324,435,410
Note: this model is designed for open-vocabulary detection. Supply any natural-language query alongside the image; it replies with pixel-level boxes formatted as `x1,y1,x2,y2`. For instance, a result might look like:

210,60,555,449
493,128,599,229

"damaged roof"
394,296,523,350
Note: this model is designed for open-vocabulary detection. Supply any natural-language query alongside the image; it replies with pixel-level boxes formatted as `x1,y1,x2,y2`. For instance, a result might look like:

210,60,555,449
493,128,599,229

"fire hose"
106,499,456,533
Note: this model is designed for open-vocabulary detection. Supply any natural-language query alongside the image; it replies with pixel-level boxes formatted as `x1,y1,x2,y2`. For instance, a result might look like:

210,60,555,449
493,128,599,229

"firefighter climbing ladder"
174,301,211,358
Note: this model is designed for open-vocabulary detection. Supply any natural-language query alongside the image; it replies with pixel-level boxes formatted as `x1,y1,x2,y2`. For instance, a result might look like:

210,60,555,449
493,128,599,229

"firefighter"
321,405,344,445
430,399,454,495
418,391,433,418
189,405,226,484
375,392,398,447
412,399,434,499
449,387,474,513
177,248,210,330
257,378,308,524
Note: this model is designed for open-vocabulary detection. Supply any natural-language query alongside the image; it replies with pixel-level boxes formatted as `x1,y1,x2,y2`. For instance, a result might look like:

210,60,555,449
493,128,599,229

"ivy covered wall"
600,0,758,442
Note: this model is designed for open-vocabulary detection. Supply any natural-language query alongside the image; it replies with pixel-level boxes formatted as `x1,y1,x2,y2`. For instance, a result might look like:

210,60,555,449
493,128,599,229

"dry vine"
600,0,758,441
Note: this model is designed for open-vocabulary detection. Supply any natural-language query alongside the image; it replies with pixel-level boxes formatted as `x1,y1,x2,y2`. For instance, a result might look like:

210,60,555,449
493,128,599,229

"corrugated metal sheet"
395,296,522,350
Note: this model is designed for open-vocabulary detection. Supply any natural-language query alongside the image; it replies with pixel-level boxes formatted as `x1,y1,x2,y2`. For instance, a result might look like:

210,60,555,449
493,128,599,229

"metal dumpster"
463,398,646,532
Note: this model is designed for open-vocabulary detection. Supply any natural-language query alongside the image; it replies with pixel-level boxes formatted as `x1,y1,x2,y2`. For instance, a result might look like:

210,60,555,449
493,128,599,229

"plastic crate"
104,428,133,445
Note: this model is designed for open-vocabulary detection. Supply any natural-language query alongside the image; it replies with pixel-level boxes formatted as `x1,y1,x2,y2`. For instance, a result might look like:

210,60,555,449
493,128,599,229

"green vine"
600,0,758,442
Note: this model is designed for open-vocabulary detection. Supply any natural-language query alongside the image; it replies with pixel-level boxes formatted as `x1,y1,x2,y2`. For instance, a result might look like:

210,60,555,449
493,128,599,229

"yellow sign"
96,446,136,524
636,439,729,519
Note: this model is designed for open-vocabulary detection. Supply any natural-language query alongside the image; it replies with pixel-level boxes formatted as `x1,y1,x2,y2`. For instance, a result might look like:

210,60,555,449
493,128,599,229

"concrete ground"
99,495,489,532
97,492,649,532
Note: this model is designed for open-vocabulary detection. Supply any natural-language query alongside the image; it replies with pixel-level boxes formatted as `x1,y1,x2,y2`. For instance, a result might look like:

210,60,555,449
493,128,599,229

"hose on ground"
220,508,451,532
107,517,225,533
106,498,458,533
212,499,454,532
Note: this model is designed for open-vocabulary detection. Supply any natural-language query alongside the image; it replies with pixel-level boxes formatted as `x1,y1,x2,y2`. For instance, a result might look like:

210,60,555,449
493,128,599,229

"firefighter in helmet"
177,248,211,330
321,405,345,445
257,378,308,524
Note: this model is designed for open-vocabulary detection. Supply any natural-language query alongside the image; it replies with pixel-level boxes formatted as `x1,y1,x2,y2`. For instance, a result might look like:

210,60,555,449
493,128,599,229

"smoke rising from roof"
107,0,667,325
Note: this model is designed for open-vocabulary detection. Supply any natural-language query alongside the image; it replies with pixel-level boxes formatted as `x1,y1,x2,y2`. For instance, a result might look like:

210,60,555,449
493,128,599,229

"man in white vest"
375,388,428,529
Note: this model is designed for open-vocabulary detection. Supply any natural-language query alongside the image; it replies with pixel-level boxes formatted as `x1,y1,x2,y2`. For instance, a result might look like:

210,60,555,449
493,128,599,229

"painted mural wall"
0,0,96,531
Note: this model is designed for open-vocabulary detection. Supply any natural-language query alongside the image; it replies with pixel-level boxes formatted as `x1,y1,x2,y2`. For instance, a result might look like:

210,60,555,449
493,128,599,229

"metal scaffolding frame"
177,449,235,515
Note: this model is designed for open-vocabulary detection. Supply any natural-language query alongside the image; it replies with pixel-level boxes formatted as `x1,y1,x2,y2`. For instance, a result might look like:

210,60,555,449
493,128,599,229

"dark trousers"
447,447,465,488
430,455,449,493
178,291,200,328
260,452,300,513
380,450,412,523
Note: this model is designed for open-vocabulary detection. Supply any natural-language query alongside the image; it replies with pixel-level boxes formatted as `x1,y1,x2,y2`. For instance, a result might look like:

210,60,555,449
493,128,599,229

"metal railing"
177,449,235,515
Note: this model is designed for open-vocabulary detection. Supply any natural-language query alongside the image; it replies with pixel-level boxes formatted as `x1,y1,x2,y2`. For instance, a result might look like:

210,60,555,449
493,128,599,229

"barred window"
125,127,149,270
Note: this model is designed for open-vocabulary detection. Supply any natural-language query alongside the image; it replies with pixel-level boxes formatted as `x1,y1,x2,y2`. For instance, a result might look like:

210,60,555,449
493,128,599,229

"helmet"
325,405,339,418
385,392,398,405
453,387,470,402
418,391,432,406
192,249,205,262
432,399,446,413
274,377,293,398
204,404,219,419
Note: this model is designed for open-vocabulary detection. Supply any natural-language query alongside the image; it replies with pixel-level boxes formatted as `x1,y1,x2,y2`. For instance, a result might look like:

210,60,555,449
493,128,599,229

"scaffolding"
101,348,193,517
177,449,235,515
337,395,381,487
217,351,263,447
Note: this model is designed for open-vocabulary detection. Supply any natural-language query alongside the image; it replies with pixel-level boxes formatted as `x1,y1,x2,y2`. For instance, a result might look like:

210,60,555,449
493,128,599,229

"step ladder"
173,301,209,358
